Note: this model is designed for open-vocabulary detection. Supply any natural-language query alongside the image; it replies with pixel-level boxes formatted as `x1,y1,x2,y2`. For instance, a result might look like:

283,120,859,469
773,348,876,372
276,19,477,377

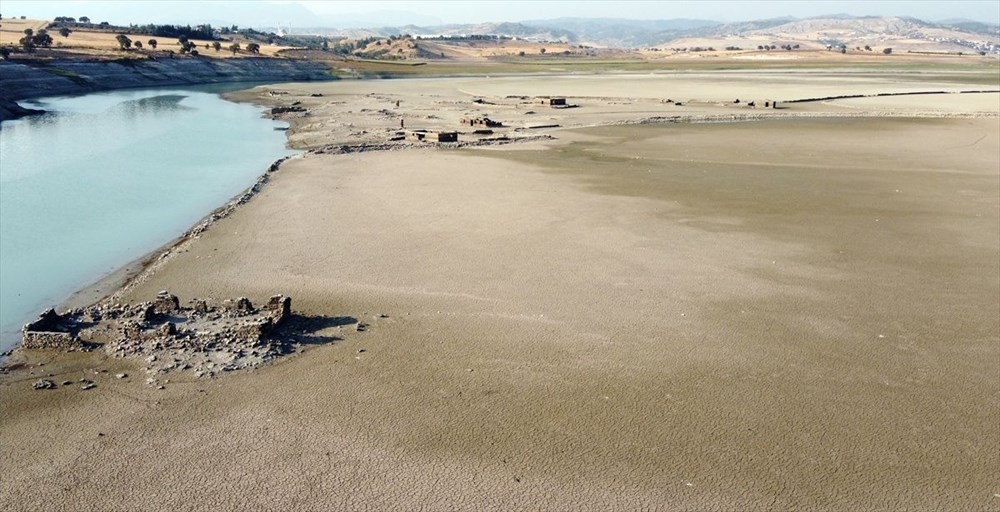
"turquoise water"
0,85,298,350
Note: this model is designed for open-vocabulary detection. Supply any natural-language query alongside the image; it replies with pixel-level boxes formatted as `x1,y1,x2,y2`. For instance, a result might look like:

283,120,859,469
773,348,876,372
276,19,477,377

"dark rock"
270,106,306,115
0,98,45,122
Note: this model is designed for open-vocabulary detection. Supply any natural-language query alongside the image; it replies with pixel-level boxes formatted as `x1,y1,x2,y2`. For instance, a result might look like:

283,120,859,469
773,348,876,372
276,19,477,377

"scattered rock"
32,379,56,390
115,373,128,379
81,382,96,390
270,105,306,115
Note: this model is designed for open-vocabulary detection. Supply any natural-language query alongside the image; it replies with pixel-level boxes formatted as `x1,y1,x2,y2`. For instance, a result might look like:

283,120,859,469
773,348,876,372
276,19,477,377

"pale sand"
223,72,1000,151
2,72,999,510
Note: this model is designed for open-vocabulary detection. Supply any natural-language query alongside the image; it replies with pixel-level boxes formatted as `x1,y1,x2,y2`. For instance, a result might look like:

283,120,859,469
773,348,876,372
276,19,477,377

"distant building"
408,130,458,143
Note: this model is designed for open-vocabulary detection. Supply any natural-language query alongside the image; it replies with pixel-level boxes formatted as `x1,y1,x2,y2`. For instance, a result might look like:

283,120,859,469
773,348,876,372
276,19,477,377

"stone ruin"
461,116,504,128
21,309,80,350
21,292,296,378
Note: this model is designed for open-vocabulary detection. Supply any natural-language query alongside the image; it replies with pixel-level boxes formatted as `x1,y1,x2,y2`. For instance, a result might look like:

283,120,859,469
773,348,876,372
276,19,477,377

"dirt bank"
0,56,333,121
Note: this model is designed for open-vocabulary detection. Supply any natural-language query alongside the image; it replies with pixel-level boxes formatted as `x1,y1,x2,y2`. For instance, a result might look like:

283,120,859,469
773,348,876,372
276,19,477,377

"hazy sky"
3,0,998,27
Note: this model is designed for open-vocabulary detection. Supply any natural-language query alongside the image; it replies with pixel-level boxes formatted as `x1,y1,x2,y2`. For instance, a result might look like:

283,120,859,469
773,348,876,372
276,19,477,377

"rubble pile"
21,292,295,378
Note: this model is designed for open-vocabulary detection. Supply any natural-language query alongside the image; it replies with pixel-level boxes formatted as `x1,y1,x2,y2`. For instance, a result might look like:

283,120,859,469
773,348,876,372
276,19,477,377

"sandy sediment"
2,72,999,510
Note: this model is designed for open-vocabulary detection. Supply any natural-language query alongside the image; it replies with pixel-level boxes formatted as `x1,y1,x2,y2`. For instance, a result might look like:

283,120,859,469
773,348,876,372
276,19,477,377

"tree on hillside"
229,43,240,54
539,47,546,54
246,42,260,54
32,29,53,48
134,40,142,50
19,36,35,52
59,27,71,38
79,16,90,23
148,39,157,49
19,29,36,52
175,33,197,54
212,41,221,52
115,34,132,50
882,47,892,54
0,47,11,60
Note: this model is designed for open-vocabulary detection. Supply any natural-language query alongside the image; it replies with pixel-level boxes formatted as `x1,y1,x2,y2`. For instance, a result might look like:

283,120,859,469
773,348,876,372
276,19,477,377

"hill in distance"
288,14,999,55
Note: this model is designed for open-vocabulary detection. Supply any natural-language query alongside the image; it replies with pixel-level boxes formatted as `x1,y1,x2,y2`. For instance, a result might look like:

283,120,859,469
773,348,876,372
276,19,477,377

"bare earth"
1,71,998,510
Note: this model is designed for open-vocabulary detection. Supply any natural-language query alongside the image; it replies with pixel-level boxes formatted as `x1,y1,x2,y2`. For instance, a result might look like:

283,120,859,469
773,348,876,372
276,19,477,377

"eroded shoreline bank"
0,57,335,121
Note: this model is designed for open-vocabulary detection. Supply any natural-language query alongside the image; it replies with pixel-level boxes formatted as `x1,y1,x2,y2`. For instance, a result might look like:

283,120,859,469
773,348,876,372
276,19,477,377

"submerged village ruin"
22,292,298,382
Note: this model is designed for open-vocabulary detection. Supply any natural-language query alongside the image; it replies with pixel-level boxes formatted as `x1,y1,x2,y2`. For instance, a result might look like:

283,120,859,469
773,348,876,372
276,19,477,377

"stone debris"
32,379,56,390
81,382,96,390
22,292,296,378
311,134,554,156
270,105,306,115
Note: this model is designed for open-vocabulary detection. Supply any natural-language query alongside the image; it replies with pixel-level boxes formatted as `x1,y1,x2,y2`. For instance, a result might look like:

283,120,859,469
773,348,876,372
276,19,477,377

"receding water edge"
0,83,299,352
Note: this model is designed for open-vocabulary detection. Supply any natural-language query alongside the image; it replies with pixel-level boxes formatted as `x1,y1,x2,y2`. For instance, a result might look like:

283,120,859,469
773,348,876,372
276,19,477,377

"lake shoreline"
55,154,299,313
0,86,299,351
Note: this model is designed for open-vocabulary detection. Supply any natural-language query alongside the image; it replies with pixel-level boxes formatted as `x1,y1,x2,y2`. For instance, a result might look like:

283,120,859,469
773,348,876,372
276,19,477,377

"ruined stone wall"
21,331,78,350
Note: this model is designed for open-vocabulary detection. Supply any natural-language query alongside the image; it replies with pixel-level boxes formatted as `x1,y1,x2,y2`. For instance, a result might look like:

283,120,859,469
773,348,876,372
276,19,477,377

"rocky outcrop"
0,98,45,121
0,56,334,120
